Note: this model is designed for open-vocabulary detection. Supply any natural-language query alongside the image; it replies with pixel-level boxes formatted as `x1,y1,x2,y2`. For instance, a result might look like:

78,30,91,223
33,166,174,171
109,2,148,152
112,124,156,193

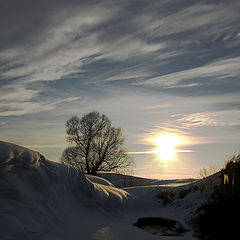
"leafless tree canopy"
61,111,133,174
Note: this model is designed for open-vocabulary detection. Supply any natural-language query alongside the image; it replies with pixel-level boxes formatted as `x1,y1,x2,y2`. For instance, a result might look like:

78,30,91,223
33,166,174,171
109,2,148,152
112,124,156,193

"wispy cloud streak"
0,0,240,117
134,57,240,88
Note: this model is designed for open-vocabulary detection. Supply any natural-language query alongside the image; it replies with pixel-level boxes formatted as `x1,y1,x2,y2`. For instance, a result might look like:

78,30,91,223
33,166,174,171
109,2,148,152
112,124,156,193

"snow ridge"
0,141,129,239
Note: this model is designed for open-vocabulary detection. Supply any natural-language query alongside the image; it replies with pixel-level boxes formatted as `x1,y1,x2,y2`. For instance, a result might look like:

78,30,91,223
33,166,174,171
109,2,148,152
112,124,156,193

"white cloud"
98,70,151,83
93,36,166,62
134,57,240,87
0,0,240,118
0,96,82,117
0,84,39,101
0,4,118,83
135,3,239,39
1,1,238,88
175,110,240,128
0,34,102,82
176,112,225,127
0,1,170,86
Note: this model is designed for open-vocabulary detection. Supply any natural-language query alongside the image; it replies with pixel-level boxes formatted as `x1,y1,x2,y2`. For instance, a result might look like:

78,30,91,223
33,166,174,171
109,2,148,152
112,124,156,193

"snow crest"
0,141,128,207
0,141,129,239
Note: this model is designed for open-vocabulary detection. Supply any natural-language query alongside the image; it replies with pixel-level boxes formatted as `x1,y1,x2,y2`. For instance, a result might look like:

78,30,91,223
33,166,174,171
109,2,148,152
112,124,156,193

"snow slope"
98,173,195,188
0,141,218,239
0,141,129,239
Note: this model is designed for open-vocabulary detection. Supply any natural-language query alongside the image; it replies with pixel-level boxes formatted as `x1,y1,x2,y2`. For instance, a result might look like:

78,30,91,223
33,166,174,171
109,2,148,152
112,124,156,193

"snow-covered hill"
0,141,220,239
0,141,129,239
98,173,195,188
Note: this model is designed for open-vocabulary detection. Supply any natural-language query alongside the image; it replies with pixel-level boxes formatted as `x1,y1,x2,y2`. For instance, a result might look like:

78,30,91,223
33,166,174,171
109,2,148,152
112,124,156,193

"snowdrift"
0,141,128,239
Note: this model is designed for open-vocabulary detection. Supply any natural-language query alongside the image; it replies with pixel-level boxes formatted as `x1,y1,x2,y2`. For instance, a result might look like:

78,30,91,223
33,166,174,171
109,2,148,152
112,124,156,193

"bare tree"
61,111,133,174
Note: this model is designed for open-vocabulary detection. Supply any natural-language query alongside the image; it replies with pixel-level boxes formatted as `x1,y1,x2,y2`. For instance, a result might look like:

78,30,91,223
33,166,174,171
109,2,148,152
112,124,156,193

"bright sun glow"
153,134,181,161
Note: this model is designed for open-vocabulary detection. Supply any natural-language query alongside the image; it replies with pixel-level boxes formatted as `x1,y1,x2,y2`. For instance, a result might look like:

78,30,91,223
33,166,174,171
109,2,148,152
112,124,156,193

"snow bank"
0,141,129,239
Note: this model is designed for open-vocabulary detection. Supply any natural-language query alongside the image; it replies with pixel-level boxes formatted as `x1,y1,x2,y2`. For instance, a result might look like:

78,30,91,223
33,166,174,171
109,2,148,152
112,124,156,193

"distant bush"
194,153,240,239
192,185,199,192
179,188,192,199
198,183,207,193
156,190,175,205
179,185,198,199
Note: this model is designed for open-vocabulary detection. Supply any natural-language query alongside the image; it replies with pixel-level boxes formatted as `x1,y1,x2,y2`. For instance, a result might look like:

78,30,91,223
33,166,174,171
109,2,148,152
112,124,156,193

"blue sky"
1,0,240,178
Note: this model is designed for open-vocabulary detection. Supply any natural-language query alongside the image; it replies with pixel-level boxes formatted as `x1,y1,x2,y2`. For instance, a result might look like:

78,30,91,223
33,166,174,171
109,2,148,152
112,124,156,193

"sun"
153,134,180,161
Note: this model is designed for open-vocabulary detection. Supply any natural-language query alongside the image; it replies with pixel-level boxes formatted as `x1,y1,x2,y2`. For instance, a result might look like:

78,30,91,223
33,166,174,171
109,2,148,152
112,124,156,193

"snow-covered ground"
97,172,195,188
0,141,220,239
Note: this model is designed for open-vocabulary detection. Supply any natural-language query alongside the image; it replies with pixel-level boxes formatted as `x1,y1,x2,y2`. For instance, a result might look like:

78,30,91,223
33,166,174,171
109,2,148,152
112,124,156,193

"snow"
98,172,195,188
0,141,219,239
85,174,115,187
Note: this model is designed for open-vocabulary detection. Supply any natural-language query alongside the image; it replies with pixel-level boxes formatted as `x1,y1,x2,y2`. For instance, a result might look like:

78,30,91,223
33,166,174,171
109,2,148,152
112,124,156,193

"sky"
1,0,240,179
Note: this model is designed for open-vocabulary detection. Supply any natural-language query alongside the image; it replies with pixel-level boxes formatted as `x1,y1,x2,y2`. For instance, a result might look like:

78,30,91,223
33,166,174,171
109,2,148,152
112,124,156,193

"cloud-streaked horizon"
1,0,240,178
